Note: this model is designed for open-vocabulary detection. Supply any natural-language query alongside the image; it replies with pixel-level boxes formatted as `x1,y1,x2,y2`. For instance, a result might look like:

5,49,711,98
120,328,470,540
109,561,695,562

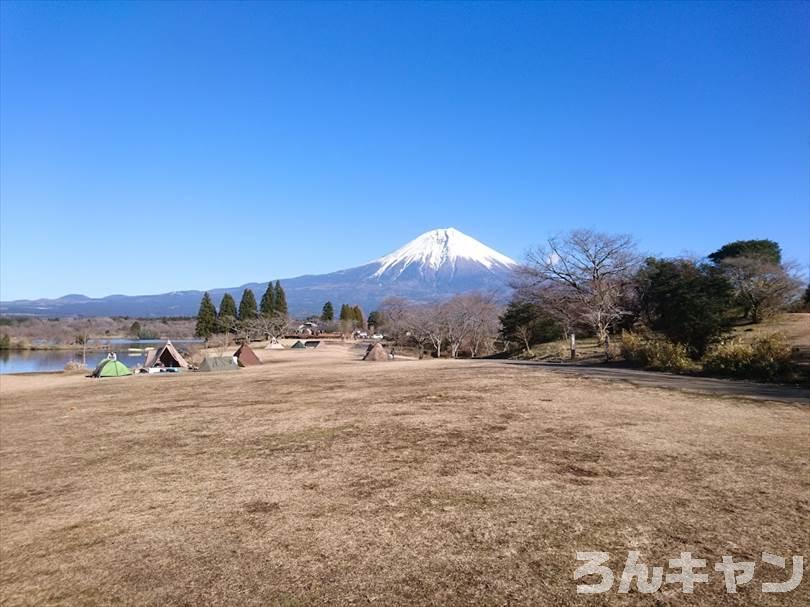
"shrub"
620,332,695,373
702,334,793,381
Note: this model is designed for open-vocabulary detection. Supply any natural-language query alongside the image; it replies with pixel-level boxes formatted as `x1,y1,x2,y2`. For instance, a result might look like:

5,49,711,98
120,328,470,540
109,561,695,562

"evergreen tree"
273,280,288,316
260,282,275,317
367,310,381,329
194,292,217,339
339,304,351,321
218,293,238,324
238,288,258,321
637,258,735,357
709,239,782,265
321,301,334,321
352,305,364,329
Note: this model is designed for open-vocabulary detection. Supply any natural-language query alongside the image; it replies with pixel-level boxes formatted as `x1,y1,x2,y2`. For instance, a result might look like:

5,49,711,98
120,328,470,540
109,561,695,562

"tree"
194,292,217,340
321,301,334,321
273,281,288,317
218,293,238,332
499,299,561,354
352,305,364,329
260,283,275,317
128,320,142,338
378,297,431,358
339,304,351,321
247,311,290,343
515,230,640,344
238,289,258,321
708,239,781,265
637,258,734,357
367,310,381,330
719,257,802,322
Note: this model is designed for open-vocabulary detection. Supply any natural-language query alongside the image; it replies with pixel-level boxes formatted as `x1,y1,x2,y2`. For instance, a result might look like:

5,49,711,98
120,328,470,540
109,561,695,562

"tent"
92,359,133,377
265,338,284,350
363,342,388,362
234,343,261,366
304,340,321,349
290,340,306,349
198,357,239,372
143,340,189,369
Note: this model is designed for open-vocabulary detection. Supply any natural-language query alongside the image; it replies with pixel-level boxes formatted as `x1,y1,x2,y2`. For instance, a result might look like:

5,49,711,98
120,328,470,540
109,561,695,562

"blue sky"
1,1,808,300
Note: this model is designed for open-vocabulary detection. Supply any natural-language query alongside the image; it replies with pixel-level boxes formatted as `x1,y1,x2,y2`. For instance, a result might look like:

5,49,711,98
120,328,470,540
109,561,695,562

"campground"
0,341,808,605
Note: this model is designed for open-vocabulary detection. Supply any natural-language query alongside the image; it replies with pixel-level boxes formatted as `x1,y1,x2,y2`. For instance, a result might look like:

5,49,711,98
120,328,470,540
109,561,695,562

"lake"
0,339,203,374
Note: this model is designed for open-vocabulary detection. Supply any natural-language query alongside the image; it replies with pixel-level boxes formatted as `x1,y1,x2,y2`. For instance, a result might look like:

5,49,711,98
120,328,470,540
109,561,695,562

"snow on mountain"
371,227,516,279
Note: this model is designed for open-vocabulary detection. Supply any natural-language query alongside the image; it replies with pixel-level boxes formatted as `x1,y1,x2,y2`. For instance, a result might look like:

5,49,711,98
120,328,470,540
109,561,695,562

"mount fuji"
0,228,518,317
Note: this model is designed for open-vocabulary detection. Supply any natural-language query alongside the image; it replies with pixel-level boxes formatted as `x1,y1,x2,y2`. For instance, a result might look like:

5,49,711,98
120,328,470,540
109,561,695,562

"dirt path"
498,360,810,404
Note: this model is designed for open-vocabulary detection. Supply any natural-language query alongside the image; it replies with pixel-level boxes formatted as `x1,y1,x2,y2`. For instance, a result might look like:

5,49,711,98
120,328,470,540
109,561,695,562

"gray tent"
198,357,239,372
290,340,306,349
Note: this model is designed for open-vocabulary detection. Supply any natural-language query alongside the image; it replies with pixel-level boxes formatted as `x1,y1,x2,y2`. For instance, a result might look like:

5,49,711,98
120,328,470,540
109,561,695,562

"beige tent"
363,342,388,361
143,340,189,368
265,337,284,350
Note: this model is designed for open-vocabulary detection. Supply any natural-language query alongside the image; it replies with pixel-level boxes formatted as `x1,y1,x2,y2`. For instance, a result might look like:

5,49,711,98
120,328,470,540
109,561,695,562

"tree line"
503,230,804,360
194,281,288,341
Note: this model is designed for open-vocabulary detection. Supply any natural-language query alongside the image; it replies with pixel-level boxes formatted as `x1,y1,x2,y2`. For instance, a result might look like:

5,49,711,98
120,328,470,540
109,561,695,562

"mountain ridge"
1,228,517,317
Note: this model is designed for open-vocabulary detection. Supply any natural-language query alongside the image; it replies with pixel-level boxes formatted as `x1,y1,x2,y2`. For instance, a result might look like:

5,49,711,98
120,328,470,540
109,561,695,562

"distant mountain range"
0,228,518,317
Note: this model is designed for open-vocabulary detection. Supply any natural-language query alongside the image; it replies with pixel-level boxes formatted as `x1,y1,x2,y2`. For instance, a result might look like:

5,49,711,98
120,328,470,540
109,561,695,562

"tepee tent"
92,359,133,377
144,340,189,369
265,337,284,350
234,343,261,366
290,340,306,349
363,342,388,361
198,357,239,372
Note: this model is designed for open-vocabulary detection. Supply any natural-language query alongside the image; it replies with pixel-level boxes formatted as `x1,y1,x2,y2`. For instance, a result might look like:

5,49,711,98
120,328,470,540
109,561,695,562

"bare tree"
515,229,640,344
450,293,501,358
720,257,803,323
379,297,433,358
248,312,291,342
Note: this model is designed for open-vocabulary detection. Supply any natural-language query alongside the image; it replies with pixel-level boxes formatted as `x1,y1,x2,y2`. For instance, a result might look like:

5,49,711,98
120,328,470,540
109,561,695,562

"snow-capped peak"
372,228,516,279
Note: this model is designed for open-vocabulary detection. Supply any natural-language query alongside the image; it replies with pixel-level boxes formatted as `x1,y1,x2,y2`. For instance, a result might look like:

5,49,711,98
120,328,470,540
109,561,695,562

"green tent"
198,357,239,372
290,340,306,349
92,359,132,378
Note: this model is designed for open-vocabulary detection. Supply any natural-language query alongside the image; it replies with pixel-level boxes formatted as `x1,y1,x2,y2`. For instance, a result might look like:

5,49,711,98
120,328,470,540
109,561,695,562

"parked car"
371,334,384,340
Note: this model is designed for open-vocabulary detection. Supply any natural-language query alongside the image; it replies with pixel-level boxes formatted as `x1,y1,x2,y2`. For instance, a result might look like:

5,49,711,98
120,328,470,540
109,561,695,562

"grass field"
1,342,808,605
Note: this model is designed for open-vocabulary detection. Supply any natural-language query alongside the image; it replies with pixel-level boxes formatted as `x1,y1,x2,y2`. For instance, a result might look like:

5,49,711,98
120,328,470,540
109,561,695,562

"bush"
620,332,695,373
702,334,792,381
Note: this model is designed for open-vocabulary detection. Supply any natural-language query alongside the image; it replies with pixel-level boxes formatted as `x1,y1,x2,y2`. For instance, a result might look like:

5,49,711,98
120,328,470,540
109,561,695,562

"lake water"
0,339,203,374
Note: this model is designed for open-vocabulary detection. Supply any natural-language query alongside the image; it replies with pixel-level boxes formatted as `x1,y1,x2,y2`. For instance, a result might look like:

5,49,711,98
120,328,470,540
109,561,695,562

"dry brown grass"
731,312,810,346
1,342,808,605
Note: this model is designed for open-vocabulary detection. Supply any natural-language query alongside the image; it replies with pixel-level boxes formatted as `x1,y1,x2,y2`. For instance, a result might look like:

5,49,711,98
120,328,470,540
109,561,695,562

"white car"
371,334,384,340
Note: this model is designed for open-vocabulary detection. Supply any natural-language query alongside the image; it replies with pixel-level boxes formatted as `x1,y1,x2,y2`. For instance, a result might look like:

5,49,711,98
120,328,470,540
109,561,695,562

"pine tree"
339,304,351,321
194,292,217,339
218,293,238,329
321,301,334,321
273,280,288,317
352,305,364,329
238,288,258,321
260,282,275,317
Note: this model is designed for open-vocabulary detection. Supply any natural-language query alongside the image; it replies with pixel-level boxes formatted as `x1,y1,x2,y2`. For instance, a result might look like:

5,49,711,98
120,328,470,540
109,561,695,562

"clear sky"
1,1,808,300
